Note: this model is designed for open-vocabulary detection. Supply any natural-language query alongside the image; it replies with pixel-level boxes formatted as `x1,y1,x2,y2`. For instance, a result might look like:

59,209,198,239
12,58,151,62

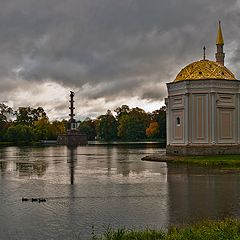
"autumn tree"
150,106,166,139
146,121,160,139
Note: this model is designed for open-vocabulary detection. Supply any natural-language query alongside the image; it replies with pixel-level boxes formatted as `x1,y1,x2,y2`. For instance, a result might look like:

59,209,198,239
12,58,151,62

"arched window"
176,117,181,126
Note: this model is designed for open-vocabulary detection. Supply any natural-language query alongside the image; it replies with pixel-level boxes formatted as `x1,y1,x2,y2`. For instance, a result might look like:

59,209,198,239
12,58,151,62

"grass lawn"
93,218,240,240
169,154,240,168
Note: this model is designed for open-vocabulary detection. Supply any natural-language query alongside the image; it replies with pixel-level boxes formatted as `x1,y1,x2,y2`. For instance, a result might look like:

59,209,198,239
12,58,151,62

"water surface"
0,144,240,239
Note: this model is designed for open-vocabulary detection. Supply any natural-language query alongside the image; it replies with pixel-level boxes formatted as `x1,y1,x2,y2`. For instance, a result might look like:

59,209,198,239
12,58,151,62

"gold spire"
216,21,224,45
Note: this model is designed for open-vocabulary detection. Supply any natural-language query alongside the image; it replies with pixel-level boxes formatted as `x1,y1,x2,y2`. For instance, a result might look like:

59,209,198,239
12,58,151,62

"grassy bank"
169,154,240,168
142,154,240,168
93,218,240,240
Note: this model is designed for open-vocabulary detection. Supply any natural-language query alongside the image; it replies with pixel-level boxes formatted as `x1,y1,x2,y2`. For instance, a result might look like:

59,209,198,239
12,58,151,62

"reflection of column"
68,146,77,185
118,147,130,176
106,147,112,176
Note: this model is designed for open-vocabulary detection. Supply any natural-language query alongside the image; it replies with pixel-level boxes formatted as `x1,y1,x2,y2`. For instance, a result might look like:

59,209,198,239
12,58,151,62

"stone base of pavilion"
57,130,87,147
166,144,240,156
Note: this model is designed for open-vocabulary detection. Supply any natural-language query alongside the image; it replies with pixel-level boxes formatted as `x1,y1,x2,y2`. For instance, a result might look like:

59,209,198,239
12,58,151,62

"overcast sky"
1,0,240,120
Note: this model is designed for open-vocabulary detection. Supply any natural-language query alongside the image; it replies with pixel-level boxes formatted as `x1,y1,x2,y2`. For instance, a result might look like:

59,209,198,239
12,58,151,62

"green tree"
6,125,35,142
33,118,51,140
117,107,150,140
33,118,65,140
0,103,13,122
0,103,13,141
15,107,47,126
78,118,96,140
114,105,130,121
52,120,66,135
96,110,117,141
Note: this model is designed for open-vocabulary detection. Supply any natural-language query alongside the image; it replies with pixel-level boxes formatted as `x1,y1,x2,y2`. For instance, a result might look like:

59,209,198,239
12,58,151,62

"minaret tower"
215,21,225,66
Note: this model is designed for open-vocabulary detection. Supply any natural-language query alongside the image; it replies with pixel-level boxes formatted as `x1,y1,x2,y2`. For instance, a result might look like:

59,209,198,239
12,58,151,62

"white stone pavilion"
165,22,240,155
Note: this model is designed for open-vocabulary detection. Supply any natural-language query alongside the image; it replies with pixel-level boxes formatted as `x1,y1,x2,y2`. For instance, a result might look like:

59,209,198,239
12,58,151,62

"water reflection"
117,148,131,177
0,161,7,173
106,147,113,176
0,147,49,178
0,148,7,174
167,164,240,226
2,145,240,239
16,160,48,177
67,146,77,185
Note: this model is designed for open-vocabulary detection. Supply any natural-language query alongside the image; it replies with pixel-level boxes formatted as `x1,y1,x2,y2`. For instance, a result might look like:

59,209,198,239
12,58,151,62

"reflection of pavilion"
167,164,240,225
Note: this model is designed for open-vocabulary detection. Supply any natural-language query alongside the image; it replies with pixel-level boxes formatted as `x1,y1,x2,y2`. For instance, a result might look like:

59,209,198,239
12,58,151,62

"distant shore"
0,140,166,147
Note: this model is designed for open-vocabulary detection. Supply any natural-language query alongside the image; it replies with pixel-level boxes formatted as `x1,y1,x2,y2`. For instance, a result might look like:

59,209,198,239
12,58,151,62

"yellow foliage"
146,121,159,138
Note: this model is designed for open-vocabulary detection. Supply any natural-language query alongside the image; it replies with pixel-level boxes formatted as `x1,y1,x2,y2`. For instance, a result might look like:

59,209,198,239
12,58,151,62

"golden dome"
174,59,236,82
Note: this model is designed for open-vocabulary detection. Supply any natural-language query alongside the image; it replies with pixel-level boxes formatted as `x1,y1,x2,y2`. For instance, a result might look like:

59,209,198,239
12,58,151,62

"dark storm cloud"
141,84,167,101
0,0,240,106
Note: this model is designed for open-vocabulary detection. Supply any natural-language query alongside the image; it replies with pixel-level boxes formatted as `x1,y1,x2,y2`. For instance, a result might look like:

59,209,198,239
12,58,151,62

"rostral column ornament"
69,91,75,122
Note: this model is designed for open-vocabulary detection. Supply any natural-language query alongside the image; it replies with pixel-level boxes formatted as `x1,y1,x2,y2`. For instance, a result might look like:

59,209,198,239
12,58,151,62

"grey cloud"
0,0,239,118
141,84,167,101
79,77,145,100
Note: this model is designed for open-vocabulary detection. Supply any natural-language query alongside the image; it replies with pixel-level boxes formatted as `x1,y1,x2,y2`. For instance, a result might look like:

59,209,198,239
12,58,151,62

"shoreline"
141,150,177,162
0,141,166,148
142,152,240,168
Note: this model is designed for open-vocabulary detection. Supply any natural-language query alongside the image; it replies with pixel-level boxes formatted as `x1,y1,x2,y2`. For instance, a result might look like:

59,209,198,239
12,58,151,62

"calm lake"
0,144,240,239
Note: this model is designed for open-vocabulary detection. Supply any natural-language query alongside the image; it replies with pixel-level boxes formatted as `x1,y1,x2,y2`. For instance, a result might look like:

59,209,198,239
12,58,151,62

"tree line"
0,104,66,143
0,103,166,143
